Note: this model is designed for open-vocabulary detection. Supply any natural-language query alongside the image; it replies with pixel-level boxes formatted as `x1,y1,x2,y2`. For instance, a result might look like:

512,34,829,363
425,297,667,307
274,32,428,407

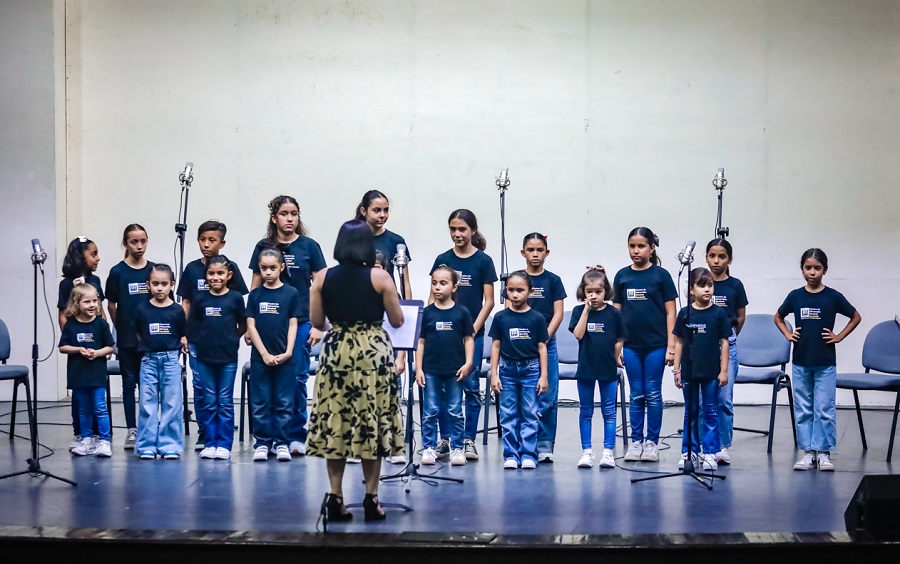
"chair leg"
482,379,491,446
181,364,191,436
766,378,779,453
618,374,629,448
106,377,113,438
9,378,19,439
853,390,867,450
887,391,899,463
786,378,797,446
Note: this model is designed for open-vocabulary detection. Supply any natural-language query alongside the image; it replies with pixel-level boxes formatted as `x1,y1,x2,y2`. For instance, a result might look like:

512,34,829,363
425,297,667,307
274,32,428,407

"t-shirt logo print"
149,323,172,335
436,321,453,331
509,328,531,340
259,302,280,315
712,296,727,307
627,288,647,301
587,323,605,333
76,332,95,343
800,307,821,320
197,279,209,291
205,307,222,317
128,282,149,295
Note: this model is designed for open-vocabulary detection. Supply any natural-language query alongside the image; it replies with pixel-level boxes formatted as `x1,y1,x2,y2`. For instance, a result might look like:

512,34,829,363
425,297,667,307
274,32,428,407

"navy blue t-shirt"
420,303,475,377
489,308,549,362
105,261,155,348
569,304,625,381
177,258,249,339
613,264,678,350
430,249,497,337
373,229,410,282
134,301,186,353
59,316,115,388
527,270,567,328
189,290,246,365
711,276,749,330
673,305,731,381
248,237,326,324
57,274,105,310
246,284,302,361
777,286,856,367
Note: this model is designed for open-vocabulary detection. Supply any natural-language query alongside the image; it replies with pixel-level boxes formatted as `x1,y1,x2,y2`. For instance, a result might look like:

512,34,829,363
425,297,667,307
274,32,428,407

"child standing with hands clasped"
415,266,475,467
59,285,115,458
570,267,625,470
134,264,187,460
775,248,860,472
672,268,731,471
489,271,549,470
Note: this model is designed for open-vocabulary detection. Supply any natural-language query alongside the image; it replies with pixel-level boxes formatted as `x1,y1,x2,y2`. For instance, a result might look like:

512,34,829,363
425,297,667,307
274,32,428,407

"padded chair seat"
558,364,578,380
735,368,785,384
0,365,28,379
837,372,900,391
106,360,121,375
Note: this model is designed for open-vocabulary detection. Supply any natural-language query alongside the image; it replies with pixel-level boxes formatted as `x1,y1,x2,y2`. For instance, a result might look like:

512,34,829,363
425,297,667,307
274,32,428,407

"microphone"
495,167,510,189
712,167,727,190
677,240,696,266
31,238,47,265
179,161,194,186
392,243,409,268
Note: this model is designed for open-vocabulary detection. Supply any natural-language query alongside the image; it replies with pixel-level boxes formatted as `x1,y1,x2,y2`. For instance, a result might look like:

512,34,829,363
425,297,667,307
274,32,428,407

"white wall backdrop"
4,0,900,405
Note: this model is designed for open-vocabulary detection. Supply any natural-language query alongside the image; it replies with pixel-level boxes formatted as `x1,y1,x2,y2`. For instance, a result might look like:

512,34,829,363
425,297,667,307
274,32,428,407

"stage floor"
0,400,895,536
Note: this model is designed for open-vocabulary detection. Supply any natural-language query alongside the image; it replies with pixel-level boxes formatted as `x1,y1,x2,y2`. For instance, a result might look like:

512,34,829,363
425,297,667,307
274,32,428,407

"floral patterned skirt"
306,321,404,460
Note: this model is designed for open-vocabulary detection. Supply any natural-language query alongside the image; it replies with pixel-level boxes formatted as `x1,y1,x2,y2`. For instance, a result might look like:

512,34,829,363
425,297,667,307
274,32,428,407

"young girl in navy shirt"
705,238,749,465
613,227,677,463
58,236,105,452
105,223,154,450
775,248,860,472
673,268,732,471
246,247,301,463
520,233,567,463
415,266,475,467
489,271,548,470
570,267,625,470
59,284,115,458
134,264,187,460
430,209,497,461
188,256,247,460
248,196,326,457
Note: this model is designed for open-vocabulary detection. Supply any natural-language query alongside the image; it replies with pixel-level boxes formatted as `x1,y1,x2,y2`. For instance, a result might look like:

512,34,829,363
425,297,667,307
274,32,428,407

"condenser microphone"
179,162,194,186
392,243,409,267
31,238,47,265
712,167,727,190
677,240,696,266
496,167,510,189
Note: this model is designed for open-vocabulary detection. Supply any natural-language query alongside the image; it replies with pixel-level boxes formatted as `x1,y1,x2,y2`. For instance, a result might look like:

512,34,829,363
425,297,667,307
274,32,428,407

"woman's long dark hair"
449,209,486,251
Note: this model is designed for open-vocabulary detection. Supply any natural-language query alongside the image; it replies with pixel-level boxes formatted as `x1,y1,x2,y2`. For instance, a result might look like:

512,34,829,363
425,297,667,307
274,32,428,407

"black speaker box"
845,474,900,541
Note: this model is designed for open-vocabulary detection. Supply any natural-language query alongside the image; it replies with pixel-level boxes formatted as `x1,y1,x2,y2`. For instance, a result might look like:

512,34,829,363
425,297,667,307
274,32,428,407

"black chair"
734,313,797,453
479,317,502,443
557,310,629,448
836,320,900,462
0,319,32,439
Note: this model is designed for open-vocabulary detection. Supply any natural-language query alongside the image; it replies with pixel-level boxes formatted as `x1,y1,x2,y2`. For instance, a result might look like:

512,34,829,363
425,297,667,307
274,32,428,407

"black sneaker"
435,439,450,460
464,439,479,461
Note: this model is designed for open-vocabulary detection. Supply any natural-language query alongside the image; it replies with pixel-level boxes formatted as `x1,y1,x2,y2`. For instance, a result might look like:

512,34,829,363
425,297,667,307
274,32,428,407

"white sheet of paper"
382,301,422,350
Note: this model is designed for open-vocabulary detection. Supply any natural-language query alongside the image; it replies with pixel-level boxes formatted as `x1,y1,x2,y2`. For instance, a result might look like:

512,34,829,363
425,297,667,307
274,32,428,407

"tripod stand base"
631,465,725,490
381,461,464,494
0,457,78,486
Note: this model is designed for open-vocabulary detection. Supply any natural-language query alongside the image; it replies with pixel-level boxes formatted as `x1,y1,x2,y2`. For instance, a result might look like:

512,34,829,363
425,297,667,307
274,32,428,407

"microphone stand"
631,253,724,490
713,169,729,239
174,165,193,437
0,249,77,486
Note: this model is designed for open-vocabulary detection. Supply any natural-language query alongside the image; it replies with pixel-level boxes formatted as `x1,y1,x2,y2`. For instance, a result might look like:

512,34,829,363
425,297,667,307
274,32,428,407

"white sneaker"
389,454,407,464
793,451,815,471
599,449,616,469
68,435,82,453
521,458,536,470
347,457,361,464
71,437,92,456
640,441,659,462
289,441,307,456
538,452,553,463
701,453,718,471
275,445,291,461
421,448,437,465
577,449,595,469
678,452,698,469
817,453,835,471
503,459,518,470
200,446,216,459
94,440,112,458
253,446,269,461
624,441,643,462
715,447,731,465
86,436,99,455
449,449,466,466
214,447,231,460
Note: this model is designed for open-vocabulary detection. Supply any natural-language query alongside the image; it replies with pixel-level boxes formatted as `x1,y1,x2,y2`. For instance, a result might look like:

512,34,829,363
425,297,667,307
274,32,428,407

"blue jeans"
196,360,237,450
498,357,540,463
792,364,837,452
71,392,99,437
73,386,111,441
250,359,294,449
717,331,738,448
136,350,184,455
188,344,207,442
576,379,618,450
623,347,666,443
439,334,484,441
681,378,721,455
422,373,464,450
537,336,559,454
287,322,312,443
118,346,141,429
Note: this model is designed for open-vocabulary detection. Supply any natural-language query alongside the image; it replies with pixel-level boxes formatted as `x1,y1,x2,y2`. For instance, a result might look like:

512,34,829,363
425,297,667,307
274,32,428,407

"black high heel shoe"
363,493,386,522
324,493,353,522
